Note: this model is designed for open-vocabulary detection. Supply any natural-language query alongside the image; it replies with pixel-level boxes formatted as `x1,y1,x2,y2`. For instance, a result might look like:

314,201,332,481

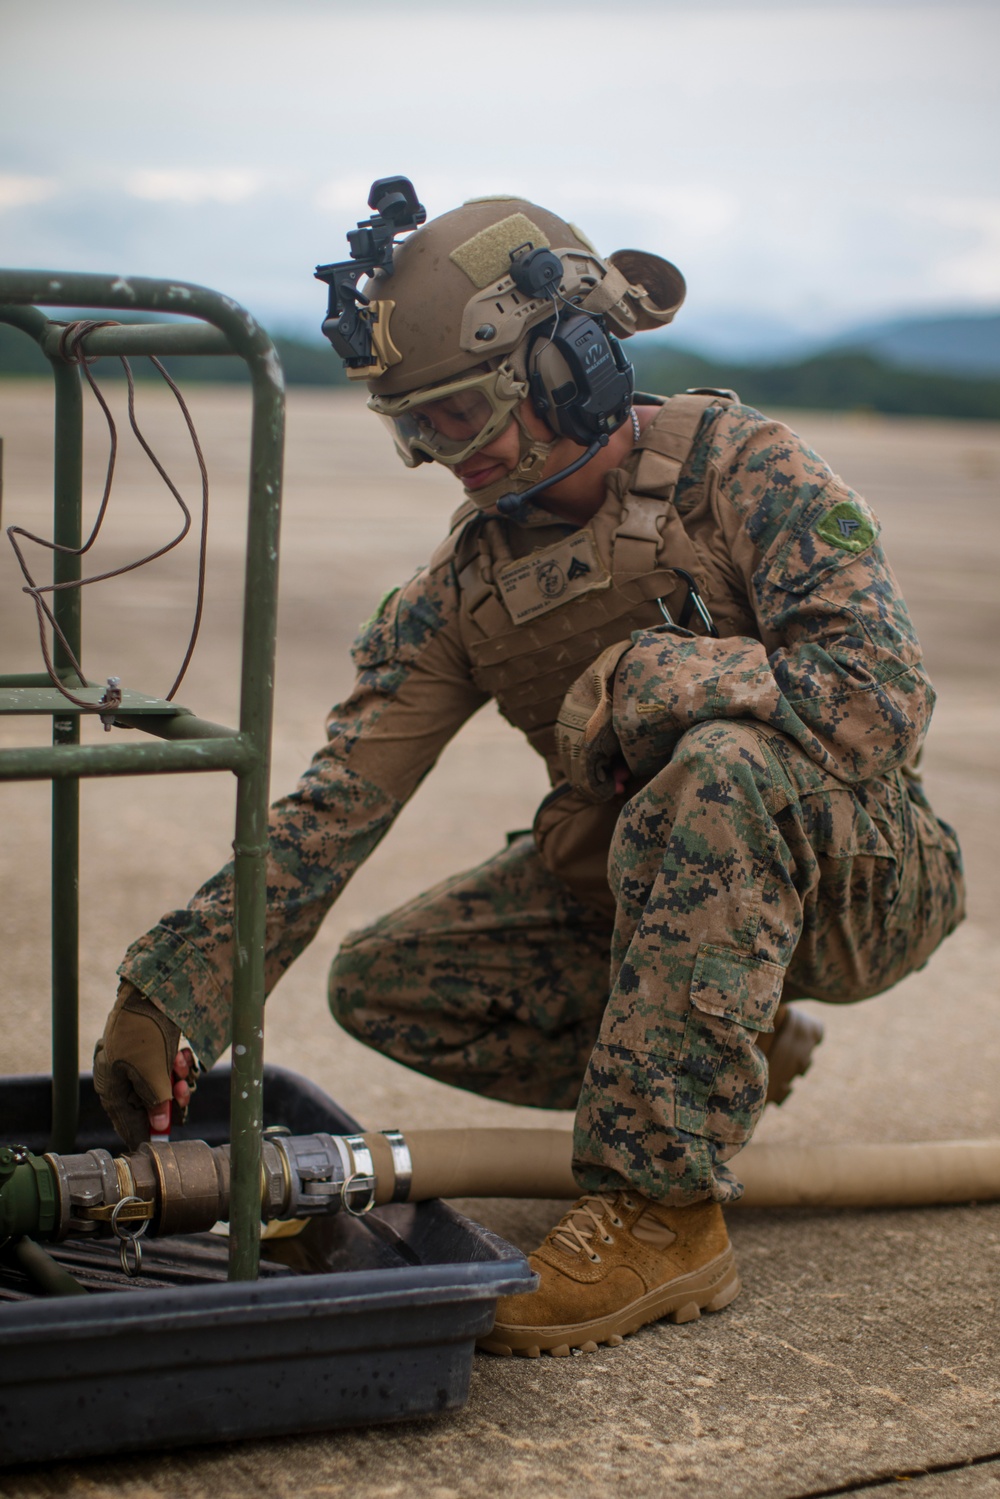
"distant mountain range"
826,312,1000,377
2,308,998,419
666,309,1000,377
629,345,1000,422
629,309,1000,419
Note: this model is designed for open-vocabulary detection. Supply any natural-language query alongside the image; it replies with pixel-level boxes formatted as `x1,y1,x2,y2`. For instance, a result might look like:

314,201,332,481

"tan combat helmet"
348,194,687,510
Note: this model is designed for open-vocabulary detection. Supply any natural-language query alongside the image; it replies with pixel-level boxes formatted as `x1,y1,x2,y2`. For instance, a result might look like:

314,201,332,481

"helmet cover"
347,193,686,509
357,195,685,397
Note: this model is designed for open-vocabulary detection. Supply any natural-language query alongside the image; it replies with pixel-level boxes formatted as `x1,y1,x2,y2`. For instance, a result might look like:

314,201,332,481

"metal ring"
340,1172,377,1217
381,1129,413,1204
119,1236,144,1278
111,1195,149,1279
110,1195,150,1241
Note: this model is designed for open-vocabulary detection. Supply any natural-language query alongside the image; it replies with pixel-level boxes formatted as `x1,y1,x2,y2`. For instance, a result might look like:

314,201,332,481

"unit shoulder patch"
495,530,610,625
814,500,877,553
359,586,400,633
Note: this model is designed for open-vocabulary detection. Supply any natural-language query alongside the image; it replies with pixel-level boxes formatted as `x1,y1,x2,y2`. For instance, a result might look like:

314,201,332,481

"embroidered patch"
495,530,610,624
814,501,877,553
359,586,399,633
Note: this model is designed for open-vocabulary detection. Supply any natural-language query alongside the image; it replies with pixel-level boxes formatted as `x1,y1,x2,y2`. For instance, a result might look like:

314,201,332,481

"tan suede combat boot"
480,1193,740,1358
763,1003,824,1105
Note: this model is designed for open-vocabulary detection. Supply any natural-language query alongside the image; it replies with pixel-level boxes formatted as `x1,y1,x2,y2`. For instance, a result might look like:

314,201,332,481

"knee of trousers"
615,719,783,850
327,922,390,1039
669,719,780,791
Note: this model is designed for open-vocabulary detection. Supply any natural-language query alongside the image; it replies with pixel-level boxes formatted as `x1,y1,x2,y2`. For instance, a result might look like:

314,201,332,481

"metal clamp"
111,1195,149,1278
99,675,122,732
79,1195,154,1225
381,1129,413,1204
341,1135,377,1217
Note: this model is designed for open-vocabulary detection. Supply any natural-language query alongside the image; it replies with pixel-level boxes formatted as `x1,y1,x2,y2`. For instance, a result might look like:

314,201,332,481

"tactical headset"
498,243,636,514
510,243,635,440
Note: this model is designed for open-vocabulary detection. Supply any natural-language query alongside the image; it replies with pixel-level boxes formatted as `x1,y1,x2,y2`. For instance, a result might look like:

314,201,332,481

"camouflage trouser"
329,721,965,1204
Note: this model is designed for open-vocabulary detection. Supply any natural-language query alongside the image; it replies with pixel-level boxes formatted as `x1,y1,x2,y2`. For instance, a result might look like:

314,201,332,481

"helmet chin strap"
496,437,607,520
460,409,559,514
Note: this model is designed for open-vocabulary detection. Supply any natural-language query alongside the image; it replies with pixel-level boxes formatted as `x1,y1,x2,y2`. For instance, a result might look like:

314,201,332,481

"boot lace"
548,1193,635,1263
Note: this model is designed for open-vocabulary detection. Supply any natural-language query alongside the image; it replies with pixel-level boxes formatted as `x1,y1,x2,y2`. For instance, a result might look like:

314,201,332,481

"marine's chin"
456,461,506,492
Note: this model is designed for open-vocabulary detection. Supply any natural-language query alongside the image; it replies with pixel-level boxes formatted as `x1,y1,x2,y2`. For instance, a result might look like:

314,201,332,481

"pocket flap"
689,943,784,1033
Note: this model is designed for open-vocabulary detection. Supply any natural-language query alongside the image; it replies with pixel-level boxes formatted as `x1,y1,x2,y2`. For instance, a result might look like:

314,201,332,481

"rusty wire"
5,319,211,712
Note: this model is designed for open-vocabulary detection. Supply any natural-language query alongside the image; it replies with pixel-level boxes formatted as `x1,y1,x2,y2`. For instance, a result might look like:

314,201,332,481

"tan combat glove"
93,981,193,1150
555,640,633,801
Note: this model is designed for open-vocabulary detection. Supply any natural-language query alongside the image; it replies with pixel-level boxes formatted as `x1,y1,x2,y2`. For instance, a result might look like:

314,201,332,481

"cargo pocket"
853,772,912,932
767,732,905,932
862,771,963,944
676,943,785,1146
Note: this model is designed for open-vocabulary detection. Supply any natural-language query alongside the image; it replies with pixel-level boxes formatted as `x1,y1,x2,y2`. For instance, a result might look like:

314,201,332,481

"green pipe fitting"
0,1149,59,1240
5,1237,88,1297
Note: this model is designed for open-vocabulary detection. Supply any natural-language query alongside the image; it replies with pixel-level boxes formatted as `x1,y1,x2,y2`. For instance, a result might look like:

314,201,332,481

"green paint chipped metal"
0,271,285,1282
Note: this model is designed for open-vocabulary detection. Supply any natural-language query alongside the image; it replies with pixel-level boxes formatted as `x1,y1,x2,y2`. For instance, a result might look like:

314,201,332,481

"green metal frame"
0,271,285,1281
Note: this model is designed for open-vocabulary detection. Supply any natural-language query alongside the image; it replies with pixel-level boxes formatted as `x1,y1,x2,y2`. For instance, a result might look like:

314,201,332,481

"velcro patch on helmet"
450,213,551,289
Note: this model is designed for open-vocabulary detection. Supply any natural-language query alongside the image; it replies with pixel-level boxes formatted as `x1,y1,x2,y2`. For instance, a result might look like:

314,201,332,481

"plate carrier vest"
437,390,745,913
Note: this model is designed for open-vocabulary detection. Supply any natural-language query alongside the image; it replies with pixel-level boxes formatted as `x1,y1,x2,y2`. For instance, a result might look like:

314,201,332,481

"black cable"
6,321,210,710
496,437,607,519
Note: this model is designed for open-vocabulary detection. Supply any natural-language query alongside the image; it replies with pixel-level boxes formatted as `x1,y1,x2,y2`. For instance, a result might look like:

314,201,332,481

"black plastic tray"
0,1067,535,1465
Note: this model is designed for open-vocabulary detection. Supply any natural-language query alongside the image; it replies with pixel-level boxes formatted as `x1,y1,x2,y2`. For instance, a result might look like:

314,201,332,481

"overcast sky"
2,0,997,353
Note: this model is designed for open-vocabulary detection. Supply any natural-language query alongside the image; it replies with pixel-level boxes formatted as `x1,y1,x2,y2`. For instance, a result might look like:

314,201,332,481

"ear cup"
527,310,634,446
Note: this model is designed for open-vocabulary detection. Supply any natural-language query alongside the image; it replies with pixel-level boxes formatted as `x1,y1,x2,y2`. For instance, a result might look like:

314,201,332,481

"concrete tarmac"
0,381,998,1496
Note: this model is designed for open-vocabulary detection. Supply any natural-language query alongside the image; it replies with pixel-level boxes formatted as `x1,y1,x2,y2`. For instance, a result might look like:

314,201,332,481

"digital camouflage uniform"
119,395,965,1206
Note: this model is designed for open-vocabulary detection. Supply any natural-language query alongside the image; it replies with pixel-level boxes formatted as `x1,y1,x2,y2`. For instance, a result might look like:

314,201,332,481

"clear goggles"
368,365,527,469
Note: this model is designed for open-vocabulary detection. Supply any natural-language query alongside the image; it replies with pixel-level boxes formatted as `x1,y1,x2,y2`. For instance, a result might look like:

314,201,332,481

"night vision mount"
314,175,426,368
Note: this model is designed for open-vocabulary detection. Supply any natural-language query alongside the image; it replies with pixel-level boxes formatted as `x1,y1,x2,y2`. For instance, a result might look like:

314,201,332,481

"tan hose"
361,1129,1000,1210
363,1129,579,1204
734,1139,1000,1209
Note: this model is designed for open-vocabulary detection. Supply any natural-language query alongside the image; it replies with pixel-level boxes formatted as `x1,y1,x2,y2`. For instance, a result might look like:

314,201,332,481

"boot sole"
765,1007,824,1106
478,1245,741,1358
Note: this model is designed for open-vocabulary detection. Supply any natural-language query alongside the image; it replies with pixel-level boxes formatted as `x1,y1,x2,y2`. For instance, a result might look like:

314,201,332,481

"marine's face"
453,399,553,493
408,386,495,445
368,365,528,471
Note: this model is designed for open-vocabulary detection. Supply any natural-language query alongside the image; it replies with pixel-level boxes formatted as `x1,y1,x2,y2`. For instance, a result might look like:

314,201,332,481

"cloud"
127,170,262,206
313,177,382,216
2,2,996,340
0,175,59,211
914,196,1000,301
312,174,481,221
6,174,997,344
